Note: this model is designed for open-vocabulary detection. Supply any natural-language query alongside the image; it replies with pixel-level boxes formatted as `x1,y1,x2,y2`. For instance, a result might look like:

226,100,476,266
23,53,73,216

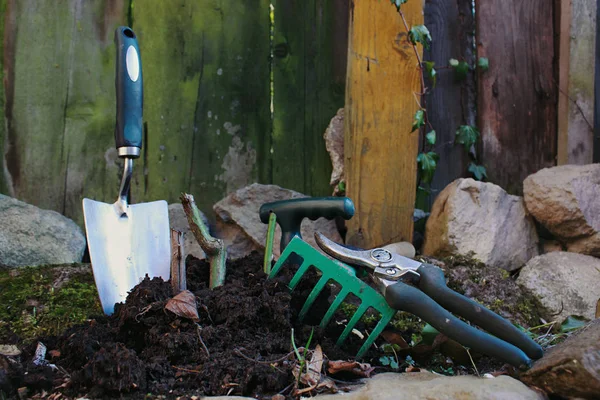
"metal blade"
83,198,170,315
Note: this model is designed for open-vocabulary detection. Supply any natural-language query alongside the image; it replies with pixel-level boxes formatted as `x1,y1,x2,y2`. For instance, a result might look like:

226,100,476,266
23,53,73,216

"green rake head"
269,236,396,359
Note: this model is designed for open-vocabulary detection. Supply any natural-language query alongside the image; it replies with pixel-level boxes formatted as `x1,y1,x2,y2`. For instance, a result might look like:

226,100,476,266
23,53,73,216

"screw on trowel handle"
114,26,143,158
259,197,355,253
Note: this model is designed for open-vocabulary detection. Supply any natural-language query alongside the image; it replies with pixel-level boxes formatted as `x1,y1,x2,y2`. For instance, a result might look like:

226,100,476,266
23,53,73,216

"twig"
172,365,201,374
170,229,186,294
466,348,480,377
195,323,210,358
181,193,227,288
234,348,296,365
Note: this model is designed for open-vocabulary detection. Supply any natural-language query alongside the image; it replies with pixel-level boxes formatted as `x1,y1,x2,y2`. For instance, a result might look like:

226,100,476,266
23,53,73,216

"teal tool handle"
259,197,355,252
385,281,533,369
416,263,544,360
114,26,143,156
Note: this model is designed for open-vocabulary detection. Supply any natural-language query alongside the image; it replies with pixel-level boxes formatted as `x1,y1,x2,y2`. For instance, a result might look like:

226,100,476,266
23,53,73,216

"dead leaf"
327,360,375,378
380,330,409,349
292,345,338,396
165,290,199,321
48,350,61,359
0,345,21,357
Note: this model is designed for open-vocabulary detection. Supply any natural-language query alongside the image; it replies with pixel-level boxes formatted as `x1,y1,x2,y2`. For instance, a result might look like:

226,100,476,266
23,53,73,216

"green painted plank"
133,0,271,217
272,0,346,195
61,1,129,226
0,0,7,195
3,1,127,226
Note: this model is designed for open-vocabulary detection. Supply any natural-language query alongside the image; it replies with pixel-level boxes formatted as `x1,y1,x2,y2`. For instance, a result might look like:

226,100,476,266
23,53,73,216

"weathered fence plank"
557,0,596,165
0,0,7,194
272,0,347,196
345,0,422,248
422,0,474,206
133,0,271,216
3,0,127,225
477,0,557,193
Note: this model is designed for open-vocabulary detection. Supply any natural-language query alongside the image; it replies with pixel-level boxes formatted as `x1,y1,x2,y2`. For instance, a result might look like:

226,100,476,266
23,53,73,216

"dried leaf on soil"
293,345,338,395
327,359,375,378
164,289,200,321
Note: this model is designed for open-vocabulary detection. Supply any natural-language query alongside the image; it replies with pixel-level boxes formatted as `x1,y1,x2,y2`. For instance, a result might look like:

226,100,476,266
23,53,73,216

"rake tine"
337,303,369,346
288,258,311,290
356,311,395,359
298,274,330,321
319,288,350,328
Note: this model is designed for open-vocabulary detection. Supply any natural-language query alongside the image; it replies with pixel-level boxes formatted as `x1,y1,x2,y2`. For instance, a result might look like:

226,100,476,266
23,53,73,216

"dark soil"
1,252,528,399
0,253,369,399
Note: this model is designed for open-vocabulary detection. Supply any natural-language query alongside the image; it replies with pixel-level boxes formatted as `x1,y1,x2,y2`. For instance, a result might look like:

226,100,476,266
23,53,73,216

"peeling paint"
207,110,212,119
104,147,118,168
217,136,257,193
217,68,223,75
223,121,242,136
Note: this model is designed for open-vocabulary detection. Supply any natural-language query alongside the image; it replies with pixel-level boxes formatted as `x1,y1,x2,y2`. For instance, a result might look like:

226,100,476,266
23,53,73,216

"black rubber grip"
259,197,355,252
416,263,544,360
114,26,143,154
385,281,532,369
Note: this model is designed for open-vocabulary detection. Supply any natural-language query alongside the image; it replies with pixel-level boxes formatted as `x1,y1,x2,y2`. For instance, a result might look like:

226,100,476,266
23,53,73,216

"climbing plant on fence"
390,0,488,208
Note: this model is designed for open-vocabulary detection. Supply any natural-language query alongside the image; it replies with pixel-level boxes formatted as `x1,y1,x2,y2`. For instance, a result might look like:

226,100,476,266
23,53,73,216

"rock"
324,108,344,194
523,164,600,256
324,371,545,400
516,252,600,321
168,203,206,260
521,318,600,399
0,194,86,267
423,179,539,271
213,183,343,259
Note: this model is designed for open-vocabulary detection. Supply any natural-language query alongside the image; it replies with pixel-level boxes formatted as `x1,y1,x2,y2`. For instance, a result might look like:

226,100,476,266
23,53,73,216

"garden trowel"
83,27,170,315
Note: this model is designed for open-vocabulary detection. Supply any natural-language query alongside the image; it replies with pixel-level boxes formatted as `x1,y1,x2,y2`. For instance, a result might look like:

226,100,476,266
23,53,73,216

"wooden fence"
0,0,347,226
0,0,597,247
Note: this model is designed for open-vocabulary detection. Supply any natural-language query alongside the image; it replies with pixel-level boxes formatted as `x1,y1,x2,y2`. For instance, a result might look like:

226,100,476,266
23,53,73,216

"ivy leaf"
560,316,588,333
450,60,469,81
477,57,489,72
411,109,425,132
391,0,408,10
468,162,487,181
417,151,439,184
408,25,432,49
379,356,391,366
455,125,480,152
423,61,437,87
426,130,436,145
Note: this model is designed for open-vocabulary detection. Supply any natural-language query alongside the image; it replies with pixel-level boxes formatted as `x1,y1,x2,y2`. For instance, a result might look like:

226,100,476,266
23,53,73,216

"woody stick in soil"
181,193,227,288
170,229,186,294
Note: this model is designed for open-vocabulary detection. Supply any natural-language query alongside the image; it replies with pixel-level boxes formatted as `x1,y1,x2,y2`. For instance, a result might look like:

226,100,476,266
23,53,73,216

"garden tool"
258,197,355,253
82,27,170,315
269,232,544,369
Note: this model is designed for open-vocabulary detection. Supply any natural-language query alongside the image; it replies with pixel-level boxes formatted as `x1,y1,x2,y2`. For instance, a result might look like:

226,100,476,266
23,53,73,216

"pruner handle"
385,280,534,369
416,264,543,360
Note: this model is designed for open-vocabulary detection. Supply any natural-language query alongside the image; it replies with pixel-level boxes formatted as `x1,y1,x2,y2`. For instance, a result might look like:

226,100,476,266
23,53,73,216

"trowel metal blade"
82,198,170,315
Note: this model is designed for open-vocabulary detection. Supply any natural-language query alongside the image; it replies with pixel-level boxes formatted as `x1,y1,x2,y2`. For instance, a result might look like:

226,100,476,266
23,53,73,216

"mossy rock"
420,254,550,328
0,263,101,344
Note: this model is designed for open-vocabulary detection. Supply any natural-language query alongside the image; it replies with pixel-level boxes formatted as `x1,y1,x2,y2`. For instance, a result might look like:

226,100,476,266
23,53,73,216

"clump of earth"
1,252,536,399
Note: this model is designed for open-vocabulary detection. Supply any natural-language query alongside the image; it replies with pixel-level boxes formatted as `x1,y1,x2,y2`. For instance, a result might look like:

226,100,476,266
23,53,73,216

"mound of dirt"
2,253,360,399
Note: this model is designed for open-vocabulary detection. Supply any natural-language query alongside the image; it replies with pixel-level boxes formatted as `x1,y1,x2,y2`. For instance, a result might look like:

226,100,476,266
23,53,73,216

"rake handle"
385,281,533,369
259,197,355,252
416,264,543,360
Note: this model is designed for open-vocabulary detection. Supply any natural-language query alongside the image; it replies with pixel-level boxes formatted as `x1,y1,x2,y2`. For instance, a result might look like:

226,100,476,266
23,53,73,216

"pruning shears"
314,232,544,369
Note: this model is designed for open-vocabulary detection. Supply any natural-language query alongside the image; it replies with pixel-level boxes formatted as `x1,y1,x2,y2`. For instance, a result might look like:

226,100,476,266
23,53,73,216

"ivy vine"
390,0,488,204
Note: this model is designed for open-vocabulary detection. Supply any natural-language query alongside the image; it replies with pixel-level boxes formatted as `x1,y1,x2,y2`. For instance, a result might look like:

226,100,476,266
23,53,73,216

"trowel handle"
259,197,355,252
114,26,143,158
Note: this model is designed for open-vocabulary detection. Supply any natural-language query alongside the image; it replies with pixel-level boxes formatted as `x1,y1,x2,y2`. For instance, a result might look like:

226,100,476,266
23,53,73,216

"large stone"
323,371,544,400
168,203,206,260
523,164,600,256
423,179,539,271
213,183,343,259
516,252,600,321
324,108,344,194
521,318,600,399
0,195,86,267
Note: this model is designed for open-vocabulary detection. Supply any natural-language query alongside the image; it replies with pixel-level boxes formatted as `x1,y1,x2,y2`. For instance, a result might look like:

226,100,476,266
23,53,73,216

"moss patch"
0,264,101,344
420,253,550,328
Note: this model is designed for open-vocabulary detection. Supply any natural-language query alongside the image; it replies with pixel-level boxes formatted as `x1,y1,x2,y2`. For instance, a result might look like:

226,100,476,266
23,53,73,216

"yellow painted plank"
344,0,422,248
